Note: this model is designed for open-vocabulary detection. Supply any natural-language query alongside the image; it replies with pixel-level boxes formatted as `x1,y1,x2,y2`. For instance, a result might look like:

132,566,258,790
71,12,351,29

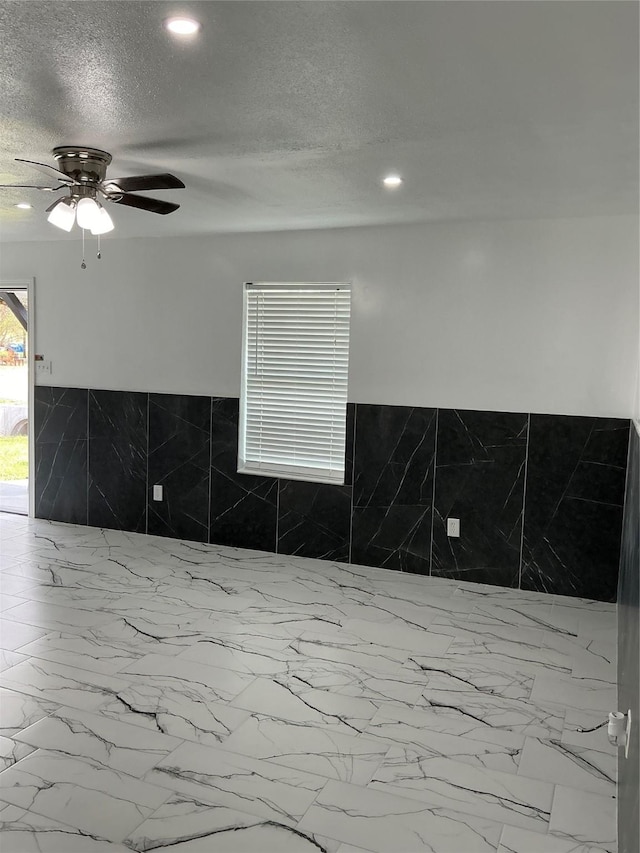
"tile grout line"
428,408,439,577
348,403,357,565
518,413,531,590
207,396,214,544
145,393,150,535
275,478,280,553
86,388,89,525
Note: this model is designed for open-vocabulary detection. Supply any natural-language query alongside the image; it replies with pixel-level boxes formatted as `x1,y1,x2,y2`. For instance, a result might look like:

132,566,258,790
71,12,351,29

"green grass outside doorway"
0,435,28,480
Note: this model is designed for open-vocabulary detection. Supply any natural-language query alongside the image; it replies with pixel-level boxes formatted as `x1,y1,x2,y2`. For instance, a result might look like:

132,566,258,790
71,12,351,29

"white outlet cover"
626,709,632,760
447,518,460,537
152,484,163,501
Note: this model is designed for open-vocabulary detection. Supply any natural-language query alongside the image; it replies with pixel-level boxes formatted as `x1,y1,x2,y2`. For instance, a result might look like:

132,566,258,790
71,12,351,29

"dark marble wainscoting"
34,387,88,524
351,404,437,574
88,390,148,533
521,415,630,601
33,386,631,601
277,479,352,561
147,393,211,542
209,398,277,552
618,422,639,853
431,410,527,587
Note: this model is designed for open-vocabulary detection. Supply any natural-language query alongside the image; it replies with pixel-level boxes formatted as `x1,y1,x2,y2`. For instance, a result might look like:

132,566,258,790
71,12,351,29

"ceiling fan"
0,146,185,234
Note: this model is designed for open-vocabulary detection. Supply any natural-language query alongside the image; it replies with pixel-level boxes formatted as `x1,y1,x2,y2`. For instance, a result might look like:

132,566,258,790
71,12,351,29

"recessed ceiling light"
165,17,201,36
15,202,32,209
382,174,403,189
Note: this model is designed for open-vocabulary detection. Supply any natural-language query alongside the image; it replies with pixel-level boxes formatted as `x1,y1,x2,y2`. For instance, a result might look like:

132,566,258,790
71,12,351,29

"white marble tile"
453,585,551,605
530,675,616,714
298,779,504,852
0,592,26,611
408,654,535,700
0,658,132,713
570,644,616,683
336,846,376,853
219,602,348,642
0,750,170,842
439,634,571,678
363,708,525,773
369,747,553,832
363,705,524,774
22,581,258,623
498,825,613,853
365,594,475,629
0,687,58,737
427,613,550,650
0,618,48,651
230,677,378,736
176,637,297,677
119,653,255,703
281,657,425,708
16,631,143,675
147,740,326,827
98,676,252,747
78,615,206,658
0,647,27,671
339,617,454,659
417,686,565,740
0,573,36,595
0,515,619,852
0,805,132,852
548,786,617,852
561,709,612,754
124,793,338,852
0,735,36,771
288,628,443,678
14,705,183,776
1,599,115,633
471,601,578,638
221,714,389,784
517,737,615,796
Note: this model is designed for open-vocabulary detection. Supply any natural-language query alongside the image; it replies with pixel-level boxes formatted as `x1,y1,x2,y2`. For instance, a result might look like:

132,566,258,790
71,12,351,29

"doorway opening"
0,285,30,515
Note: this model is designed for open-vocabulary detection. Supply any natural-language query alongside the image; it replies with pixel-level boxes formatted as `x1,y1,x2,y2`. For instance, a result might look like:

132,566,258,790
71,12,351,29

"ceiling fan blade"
0,184,64,191
104,173,185,193
15,158,74,184
109,193,180,215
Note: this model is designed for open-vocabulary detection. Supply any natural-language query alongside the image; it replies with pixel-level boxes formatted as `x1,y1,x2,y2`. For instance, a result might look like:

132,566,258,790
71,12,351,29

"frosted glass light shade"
90,206,114,235
47,198,76,231
76,197,102,230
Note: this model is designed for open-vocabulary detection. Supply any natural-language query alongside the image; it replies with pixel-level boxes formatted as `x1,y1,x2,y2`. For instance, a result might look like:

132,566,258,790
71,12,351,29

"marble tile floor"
0,513,618,852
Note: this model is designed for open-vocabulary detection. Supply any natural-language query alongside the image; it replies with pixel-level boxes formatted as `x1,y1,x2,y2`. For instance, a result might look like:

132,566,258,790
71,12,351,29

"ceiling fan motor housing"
52,147,112,185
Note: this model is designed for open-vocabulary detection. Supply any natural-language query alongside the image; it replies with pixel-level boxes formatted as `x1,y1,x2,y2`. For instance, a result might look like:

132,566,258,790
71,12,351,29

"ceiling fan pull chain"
81,228,87,270
97,234,102,260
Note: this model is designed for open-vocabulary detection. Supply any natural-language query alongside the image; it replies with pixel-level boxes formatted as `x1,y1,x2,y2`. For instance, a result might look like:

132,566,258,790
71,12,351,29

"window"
239,282,351,484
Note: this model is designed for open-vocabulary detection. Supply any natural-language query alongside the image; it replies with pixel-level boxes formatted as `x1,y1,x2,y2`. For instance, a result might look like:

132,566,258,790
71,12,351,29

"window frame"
238,281,351,485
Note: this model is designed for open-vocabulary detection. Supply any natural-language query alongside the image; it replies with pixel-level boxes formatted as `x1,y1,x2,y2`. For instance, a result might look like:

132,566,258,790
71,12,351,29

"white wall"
0,214,637,417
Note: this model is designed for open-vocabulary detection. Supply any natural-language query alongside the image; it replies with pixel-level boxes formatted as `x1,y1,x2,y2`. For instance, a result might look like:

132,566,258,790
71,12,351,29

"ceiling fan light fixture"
47,197,76,231
90,205,115,235
165,16,200,36
76,197,102,231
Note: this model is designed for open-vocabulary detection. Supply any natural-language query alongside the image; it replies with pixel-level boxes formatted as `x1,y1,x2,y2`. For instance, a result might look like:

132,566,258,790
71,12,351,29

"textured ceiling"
0,0,638,242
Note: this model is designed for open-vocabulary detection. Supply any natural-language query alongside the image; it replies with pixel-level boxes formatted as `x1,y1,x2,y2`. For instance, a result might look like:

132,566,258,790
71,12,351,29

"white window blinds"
239,282,351,484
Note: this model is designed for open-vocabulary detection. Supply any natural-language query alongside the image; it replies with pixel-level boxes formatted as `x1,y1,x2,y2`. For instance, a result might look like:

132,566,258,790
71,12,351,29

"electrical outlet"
447,518,460,537
626,709,632,760
152,484,163,501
